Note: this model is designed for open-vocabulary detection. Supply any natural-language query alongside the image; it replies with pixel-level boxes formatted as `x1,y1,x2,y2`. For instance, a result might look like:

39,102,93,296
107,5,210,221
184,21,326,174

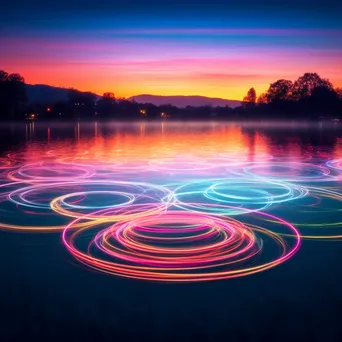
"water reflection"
2,121,341,165
0,121,342,282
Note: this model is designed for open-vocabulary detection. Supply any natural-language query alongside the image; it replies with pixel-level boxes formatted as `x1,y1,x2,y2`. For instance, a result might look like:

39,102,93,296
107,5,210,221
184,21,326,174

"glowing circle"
237,162,333,182
8,162,94,183
62,209,300,282
268,186,342,239
170,179,307,215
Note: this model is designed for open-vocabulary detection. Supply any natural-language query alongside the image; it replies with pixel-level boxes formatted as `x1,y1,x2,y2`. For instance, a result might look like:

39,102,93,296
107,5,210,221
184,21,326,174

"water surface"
1,121,342,341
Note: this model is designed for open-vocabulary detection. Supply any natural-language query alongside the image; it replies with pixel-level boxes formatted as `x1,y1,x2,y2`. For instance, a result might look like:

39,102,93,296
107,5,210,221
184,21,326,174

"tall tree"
266,79,293,103
97,92,117,118
0,70,27,118
243,87,257,106
293,73,333,100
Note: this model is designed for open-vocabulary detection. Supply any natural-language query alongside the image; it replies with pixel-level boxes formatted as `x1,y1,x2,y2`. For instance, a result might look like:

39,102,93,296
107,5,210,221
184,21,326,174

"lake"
1,120,342,342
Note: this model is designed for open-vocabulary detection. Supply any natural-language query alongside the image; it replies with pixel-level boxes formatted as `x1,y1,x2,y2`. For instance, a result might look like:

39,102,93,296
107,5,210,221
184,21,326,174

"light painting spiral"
62,209,301,282
0,139,342,281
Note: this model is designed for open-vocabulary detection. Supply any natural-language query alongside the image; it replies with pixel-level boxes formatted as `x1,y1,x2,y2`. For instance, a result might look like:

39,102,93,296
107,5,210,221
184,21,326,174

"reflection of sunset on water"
1,121,342,281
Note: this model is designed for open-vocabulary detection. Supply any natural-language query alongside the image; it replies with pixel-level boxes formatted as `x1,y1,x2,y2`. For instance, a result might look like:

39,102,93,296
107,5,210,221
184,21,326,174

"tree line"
242,73,342,119
0,69,341,121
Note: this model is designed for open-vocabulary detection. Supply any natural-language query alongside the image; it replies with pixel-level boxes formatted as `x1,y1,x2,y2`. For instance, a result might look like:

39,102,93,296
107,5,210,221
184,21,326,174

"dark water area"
1,120,342,342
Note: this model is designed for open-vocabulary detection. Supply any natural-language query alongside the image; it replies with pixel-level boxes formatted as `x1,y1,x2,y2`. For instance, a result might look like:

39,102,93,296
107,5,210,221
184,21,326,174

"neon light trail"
1,122,342,282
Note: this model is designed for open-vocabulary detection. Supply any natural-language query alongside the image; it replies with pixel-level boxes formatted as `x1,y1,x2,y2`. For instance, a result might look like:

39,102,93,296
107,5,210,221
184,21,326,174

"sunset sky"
1,0,342,100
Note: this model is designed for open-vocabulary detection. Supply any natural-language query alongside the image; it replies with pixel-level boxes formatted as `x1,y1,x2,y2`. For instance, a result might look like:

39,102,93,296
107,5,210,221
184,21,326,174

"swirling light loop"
62,208,301,282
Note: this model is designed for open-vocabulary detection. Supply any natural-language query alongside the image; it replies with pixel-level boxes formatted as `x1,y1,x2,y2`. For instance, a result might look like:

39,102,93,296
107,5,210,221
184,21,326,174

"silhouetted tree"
103,92,115,99
257,93,268,104
0,70,8,82
311,86,338,102
97,92,117,118
306,86,339,117
266,79,293,103
67,88,96,119
243,88,257,106
292,72,333,100
116,98,140,118
1,68,342,122
0,70,27,118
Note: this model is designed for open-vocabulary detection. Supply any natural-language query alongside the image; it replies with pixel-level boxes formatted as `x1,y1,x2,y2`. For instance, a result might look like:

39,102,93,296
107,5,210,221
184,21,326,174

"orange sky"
1,29,342,100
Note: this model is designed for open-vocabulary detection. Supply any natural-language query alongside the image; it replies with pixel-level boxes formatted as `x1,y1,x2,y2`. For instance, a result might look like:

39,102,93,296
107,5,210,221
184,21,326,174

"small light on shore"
160,112,170,118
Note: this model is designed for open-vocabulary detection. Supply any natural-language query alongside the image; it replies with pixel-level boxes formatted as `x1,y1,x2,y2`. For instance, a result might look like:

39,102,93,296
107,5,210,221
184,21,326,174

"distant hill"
25,85,242,108
25,84,99,104
129,94,242,108
26,84,69,104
